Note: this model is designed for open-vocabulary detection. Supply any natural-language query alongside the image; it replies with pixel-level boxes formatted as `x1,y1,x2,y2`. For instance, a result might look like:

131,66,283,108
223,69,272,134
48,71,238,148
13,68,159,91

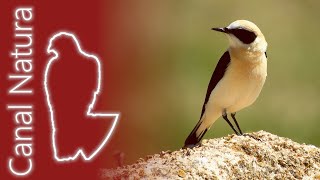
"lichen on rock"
100,131,320,179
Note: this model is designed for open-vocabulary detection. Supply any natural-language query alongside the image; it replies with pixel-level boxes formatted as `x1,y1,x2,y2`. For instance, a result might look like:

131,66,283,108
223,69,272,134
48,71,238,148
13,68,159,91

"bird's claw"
242,133,262,141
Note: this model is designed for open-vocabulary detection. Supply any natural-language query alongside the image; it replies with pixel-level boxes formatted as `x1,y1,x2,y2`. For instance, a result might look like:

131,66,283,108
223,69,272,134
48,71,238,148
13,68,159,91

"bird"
184,20,268,148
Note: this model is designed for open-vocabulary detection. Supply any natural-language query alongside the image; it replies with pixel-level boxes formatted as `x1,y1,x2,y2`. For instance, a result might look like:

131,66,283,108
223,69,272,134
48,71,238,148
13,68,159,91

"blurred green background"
103,1,320,164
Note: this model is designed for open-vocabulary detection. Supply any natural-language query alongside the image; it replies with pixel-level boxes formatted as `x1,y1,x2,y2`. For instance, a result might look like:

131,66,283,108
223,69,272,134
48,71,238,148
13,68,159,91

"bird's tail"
184,119,208,148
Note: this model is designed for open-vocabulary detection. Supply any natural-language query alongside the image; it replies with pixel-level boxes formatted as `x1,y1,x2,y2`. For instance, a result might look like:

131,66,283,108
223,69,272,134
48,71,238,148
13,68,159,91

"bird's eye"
229,28,257,44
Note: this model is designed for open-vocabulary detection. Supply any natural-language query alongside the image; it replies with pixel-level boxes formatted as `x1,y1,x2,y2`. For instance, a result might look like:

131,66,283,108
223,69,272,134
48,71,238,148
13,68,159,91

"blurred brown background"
101,1,320,165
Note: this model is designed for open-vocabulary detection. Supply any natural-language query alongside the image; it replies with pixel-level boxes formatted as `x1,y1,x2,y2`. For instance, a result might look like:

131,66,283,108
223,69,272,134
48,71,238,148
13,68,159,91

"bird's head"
212,20,267,53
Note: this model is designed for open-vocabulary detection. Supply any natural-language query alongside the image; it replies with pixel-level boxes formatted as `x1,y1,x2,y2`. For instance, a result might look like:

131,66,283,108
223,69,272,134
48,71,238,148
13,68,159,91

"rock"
100,131,320,179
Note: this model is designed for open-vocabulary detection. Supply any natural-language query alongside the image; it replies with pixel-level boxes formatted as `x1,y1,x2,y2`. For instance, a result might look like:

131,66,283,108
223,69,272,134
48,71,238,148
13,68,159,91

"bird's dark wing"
184,51,231,147
200,50,231,119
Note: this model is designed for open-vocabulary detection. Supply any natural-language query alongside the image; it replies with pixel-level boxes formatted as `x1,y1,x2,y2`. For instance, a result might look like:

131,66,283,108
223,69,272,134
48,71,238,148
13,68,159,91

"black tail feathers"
184,121,208,148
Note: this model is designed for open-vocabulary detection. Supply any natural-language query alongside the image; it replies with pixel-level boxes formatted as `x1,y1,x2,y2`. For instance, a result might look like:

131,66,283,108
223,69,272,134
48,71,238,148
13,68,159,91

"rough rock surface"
100,131,320,179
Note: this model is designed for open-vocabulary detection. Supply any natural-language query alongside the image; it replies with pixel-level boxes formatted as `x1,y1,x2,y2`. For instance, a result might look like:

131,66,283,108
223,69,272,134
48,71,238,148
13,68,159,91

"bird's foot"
242,133,262,141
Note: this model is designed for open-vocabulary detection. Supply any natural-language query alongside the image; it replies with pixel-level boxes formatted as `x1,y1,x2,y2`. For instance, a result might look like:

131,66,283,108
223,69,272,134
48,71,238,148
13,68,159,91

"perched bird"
184,20,268,147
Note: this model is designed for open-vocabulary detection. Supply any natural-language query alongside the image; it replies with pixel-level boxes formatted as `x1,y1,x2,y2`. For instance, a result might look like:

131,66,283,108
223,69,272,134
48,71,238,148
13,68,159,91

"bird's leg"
231,113,243,135
230,113,261,141
222,110,240,135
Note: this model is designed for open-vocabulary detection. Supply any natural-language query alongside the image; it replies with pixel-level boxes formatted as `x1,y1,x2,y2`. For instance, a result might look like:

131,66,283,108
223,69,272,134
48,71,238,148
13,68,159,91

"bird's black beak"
211,27,228,33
